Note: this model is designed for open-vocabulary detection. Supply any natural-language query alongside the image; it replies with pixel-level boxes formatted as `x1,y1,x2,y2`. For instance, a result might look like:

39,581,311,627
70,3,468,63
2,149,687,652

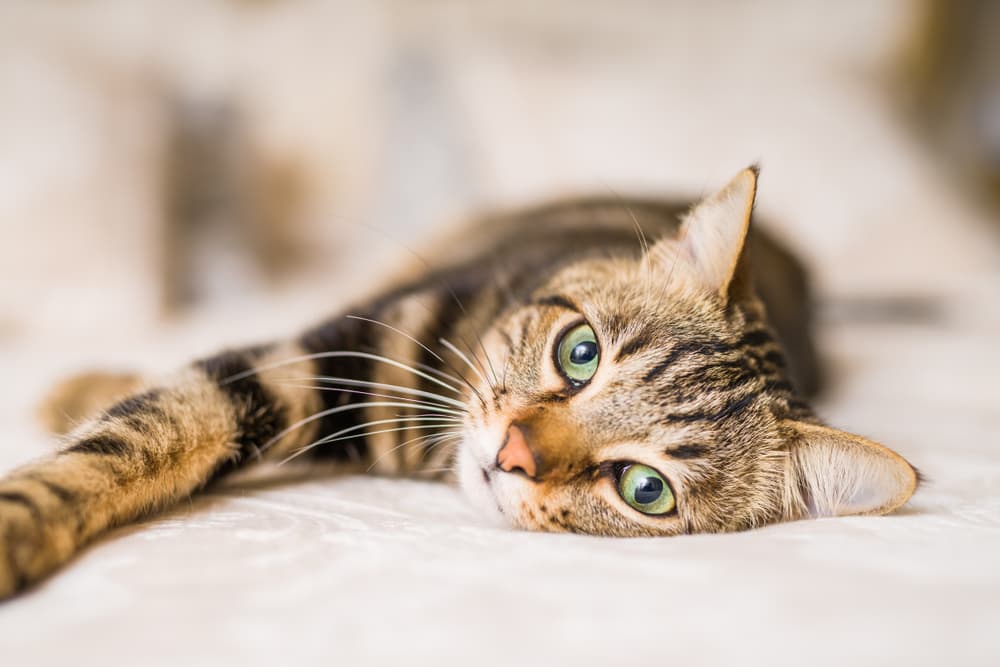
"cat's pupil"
634,476,663,504
570,341,597,365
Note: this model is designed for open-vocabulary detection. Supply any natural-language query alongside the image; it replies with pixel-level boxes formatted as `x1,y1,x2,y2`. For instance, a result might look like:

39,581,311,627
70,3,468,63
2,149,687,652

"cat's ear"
651,166,758,300
783,420,920,518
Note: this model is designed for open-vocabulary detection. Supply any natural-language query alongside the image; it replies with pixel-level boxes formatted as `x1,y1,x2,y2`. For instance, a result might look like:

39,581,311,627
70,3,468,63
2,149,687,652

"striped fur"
0,168,919,598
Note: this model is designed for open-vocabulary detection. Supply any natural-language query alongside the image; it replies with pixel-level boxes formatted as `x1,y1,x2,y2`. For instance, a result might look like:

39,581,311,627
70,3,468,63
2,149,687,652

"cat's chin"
455,446,511,528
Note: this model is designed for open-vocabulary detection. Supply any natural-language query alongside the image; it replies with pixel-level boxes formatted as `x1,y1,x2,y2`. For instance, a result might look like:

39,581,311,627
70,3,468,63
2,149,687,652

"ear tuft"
785,421,919,519
650,166,758,300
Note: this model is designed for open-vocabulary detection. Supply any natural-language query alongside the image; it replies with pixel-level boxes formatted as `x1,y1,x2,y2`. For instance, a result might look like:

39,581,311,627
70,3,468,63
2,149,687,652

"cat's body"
0,168,919,598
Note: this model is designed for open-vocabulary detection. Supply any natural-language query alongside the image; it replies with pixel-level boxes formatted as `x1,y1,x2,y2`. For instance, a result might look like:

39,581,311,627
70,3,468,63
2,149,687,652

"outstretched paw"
0,489,75,599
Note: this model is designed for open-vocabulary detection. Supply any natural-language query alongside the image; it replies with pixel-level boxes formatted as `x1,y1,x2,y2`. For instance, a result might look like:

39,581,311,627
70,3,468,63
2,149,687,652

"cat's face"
456,168,919,535
457,258,787,535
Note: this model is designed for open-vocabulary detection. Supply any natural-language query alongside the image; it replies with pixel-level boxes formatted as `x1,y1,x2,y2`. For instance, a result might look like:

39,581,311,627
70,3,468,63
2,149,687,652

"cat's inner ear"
784,420,919,519
650,166,758,299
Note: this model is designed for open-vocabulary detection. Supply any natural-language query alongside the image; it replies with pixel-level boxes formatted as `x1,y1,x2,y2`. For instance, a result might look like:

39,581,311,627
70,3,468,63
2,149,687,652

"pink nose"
496,423,537,479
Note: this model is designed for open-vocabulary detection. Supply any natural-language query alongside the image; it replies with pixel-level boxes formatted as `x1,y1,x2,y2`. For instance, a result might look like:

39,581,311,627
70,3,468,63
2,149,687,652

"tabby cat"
0,167,919,598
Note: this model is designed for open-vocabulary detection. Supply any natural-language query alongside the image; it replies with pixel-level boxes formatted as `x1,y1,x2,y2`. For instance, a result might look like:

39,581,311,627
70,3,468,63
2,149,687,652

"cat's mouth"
467,462,506,521
479,468,504,514
456,425,513,525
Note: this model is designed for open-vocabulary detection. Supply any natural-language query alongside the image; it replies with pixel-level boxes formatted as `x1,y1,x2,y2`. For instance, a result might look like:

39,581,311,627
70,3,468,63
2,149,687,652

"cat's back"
423,196,806,300
429,196,688,270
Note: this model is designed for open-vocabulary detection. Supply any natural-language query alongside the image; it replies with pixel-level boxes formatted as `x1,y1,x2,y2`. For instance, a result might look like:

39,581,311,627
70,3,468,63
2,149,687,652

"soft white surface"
1,2,1000,665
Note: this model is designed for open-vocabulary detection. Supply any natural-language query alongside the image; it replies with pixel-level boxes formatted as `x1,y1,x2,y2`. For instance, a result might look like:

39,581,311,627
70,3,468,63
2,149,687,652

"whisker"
662,206,692,301
602,183,659,314
439,338,488,385
316,415,459,441
365,429,460,473
501,347,511,394
420,433,461,457
452,331,498,391
282,421,454,465
476,339,501,393
352,227,502,395
399,412,460,420
423,277,500,392
414,435,463,473
345,315,460,384
456,323,501,396
258,400,462,458
288,218,503,402
412,359,489,411
274,383,463,414
623,200,657,310
348,315,489,409
223,350,462,396
413,431,460,457
605,184,650,259
416,439,460,468
307,376,467,408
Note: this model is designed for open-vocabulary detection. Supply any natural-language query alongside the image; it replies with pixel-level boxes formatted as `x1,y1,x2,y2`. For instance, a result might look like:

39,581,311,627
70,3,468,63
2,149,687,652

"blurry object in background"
0,0,383,336
162,96,314,313
1,0,993,341
36,369,143,435
900,0,1000,211
248,150,313,283
820,293,947,326
0,30,167,335
372,42,473,251
163,98,245,312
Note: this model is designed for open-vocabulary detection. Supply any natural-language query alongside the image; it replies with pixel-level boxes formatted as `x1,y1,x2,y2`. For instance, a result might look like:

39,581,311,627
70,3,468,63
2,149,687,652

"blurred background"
0,0,998,460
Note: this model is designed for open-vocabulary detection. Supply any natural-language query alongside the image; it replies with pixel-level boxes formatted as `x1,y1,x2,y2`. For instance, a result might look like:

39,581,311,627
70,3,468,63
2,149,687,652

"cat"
0,167,920,598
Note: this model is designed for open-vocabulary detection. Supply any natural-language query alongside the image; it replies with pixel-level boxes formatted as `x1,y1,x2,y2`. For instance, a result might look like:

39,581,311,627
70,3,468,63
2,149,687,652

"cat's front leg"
0,342,324,598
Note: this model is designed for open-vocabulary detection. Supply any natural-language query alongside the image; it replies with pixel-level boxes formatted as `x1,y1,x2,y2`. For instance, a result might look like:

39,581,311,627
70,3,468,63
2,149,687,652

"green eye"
617,464,676,515
556,323,600,384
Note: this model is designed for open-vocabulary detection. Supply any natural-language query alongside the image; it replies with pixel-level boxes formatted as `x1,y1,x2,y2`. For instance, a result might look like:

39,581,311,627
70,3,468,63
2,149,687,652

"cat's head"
456,167,919,535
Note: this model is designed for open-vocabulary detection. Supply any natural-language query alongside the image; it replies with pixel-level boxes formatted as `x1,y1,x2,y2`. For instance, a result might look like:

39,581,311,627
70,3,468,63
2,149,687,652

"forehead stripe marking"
761,349,787,368
615,332,653,361
643,325,781,384
535,295,577,311
664,443,709,459
739,329,774,348
662,391,759,424
643,339,732,382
